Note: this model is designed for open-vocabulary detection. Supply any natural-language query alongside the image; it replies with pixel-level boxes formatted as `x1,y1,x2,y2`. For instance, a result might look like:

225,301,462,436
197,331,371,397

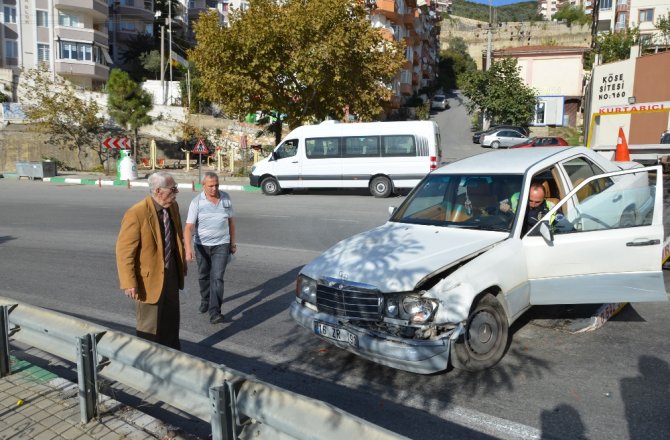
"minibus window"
382,135,416,157
342,136,380,157
306,137,341,159
275,139,298,159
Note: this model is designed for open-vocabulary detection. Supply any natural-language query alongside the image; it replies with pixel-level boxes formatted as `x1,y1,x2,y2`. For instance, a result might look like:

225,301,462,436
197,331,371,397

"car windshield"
391,174,524,232
434,95,445,100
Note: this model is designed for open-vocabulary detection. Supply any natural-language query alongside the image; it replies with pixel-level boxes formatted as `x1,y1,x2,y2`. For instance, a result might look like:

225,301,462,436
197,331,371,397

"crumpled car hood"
301,222,506,292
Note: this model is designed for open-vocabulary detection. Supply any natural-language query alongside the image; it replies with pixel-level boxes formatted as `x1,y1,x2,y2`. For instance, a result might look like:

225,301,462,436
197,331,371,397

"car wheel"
450,293,509,372
370,176,393,198
491,141,501,149
261,177,281,196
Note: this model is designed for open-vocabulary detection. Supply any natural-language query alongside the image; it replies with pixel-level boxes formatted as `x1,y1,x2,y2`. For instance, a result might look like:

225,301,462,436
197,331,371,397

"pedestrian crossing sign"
192,138,208,154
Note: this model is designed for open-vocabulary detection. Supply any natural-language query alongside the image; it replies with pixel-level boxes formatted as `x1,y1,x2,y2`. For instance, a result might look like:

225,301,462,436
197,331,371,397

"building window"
58,12,83,28
534,101,546,125
37,44,50,62
60,42,93,61
3,6,17,23
120,0,136,6
120,21,138,32
600,0,612,10
36,10,48,27
639,9,654,23
4,40,18,65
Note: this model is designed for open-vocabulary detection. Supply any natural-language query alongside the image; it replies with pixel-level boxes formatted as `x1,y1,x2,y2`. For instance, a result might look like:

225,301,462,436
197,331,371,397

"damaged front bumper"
290,301,456,375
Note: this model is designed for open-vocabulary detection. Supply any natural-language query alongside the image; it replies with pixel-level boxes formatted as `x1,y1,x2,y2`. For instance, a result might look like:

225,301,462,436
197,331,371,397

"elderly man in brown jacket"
116,171,187,349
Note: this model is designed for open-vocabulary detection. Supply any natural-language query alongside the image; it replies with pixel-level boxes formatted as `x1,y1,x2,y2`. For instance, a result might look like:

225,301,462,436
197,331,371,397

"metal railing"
0,297,407,440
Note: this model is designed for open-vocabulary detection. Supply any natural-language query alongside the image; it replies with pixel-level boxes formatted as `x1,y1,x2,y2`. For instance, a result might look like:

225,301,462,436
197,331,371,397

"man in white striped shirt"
184,172,236,324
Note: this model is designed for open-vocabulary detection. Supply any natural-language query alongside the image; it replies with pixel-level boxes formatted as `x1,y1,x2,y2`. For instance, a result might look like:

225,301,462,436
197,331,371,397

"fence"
0,297,407,440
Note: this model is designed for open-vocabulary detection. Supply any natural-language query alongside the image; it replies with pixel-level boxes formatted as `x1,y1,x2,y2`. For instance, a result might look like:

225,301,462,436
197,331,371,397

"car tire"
370,176,393,198
491,141,501,149
450,293,509,372
261,177,281,196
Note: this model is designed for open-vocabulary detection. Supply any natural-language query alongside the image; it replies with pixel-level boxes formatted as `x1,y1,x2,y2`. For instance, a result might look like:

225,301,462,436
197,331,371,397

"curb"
25,176,260,192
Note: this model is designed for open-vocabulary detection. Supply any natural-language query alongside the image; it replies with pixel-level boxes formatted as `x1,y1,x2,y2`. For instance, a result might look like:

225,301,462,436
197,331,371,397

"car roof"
435,146,602,175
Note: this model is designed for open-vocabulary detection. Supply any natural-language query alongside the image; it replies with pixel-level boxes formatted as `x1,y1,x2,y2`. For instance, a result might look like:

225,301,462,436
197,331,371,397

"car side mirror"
539,221,553,242
270,151,277,161
388,206,397,217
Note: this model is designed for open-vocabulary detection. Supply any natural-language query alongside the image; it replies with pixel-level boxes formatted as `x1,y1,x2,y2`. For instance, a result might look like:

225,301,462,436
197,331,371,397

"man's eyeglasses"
163,186,179,193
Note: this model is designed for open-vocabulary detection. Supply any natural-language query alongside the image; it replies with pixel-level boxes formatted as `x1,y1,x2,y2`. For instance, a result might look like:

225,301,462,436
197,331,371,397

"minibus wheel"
370,176,392,198
261,177,281,196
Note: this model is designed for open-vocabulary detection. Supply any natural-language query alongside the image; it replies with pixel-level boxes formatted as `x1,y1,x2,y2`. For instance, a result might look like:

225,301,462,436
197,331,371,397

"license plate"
314,321,358,348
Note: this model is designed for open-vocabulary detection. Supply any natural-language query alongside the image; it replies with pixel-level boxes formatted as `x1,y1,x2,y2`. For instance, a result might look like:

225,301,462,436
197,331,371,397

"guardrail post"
210,380,241,440
76,333,99,423
0,305,12,377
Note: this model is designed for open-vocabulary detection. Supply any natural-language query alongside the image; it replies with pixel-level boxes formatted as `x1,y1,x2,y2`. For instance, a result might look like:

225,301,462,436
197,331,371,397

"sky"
467,0,534,6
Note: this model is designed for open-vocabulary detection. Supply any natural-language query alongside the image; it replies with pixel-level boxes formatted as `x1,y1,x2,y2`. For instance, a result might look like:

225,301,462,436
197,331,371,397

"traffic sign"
192,138,208,154
103,137,131,149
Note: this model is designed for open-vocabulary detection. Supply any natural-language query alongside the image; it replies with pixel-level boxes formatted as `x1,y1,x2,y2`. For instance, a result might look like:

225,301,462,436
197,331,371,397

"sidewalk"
1,344,203,440
1,169,256,192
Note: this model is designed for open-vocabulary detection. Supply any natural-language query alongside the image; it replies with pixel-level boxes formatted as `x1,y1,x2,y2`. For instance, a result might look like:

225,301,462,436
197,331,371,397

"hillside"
449,0,545,23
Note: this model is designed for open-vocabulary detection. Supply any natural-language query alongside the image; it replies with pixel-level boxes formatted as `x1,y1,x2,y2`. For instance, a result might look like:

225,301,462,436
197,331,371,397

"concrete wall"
441,16,591,70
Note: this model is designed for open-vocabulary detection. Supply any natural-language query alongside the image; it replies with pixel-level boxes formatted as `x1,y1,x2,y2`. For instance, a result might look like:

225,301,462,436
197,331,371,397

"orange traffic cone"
615,127,630,161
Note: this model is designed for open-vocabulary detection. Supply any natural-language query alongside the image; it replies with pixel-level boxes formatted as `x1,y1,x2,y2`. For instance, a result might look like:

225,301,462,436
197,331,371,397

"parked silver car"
481,128,529,148
431,94,447,110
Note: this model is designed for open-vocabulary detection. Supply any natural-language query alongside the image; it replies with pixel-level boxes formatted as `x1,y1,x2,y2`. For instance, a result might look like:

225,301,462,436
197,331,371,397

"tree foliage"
552,5,590,26
449,0,543,23
438,37,477,90
188,0,406,140
119,33,157,82
19,67,106,170
460,58,536,126
597,28,639,64
106,68,153,157
655,14,670,48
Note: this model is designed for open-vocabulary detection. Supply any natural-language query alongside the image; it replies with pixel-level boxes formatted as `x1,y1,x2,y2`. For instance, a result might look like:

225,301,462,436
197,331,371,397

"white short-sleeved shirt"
186,191,234,246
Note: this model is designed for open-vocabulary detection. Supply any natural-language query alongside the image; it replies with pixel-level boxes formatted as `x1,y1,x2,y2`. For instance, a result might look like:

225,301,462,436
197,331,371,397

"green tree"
597,28,639,64
189,0,406,144
552,4,590,26
140,50,162,80
106,68,153,158
655,14,670,48
460,58,536,126
119,33,157,81
438,37,477,90
19,67,106,170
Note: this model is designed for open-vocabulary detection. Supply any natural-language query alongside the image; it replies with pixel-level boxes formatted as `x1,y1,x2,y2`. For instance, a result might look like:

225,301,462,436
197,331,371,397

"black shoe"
210,314,225,324
199,303,208,314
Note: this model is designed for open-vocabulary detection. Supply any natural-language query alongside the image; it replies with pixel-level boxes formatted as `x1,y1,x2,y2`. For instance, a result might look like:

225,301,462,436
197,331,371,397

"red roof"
492,45,590,57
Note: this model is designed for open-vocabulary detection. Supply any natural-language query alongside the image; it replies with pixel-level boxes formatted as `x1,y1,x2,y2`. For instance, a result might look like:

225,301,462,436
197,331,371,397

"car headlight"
384,294,438,324
296,274,317,305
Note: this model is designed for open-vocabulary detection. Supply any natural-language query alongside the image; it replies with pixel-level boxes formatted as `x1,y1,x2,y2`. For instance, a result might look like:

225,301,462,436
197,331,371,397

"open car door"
524,165,666,305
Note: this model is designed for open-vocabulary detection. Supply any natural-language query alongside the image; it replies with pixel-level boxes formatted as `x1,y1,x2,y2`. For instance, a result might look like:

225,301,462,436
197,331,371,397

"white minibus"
249,120,442,197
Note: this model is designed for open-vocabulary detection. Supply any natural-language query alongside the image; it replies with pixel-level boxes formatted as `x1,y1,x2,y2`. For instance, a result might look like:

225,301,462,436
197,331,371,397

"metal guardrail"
0,297,407,440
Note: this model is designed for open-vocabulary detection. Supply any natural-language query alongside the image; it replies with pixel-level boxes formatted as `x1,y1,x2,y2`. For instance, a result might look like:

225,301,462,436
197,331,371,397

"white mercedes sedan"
290,147,666,374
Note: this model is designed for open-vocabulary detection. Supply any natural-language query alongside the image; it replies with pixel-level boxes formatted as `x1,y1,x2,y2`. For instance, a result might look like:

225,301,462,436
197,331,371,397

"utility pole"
168,0,173,106
160,24,165,105
483,0,494,130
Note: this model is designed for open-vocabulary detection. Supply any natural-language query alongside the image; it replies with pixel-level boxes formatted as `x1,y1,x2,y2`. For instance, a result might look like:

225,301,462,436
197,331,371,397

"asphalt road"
1,179,669,440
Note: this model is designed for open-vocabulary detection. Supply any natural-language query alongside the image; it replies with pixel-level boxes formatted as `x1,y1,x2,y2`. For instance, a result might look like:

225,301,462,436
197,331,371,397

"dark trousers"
195,243,230,318
136,262,181,350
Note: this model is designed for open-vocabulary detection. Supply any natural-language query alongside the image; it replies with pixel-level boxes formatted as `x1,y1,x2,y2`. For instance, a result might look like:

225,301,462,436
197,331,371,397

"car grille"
316,279,382,321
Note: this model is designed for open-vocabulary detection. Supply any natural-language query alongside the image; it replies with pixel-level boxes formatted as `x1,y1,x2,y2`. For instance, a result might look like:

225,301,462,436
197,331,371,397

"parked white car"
290,147,665,374
481,128,529,148
431,94,447,110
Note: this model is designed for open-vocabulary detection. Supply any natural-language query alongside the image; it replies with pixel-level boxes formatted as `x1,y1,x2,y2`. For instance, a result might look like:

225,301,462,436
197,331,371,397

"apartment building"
109,0,154,66
595,0,670,45
373,0,441,109
0,0,111,94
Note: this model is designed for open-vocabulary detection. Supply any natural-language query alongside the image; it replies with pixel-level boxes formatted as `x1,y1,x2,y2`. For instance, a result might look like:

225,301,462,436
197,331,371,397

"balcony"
114,1,154,21
616,3,629,12
400,83,412,95
56,27,108,47
55,0,107,19
55,60,109,81
375,0,401,23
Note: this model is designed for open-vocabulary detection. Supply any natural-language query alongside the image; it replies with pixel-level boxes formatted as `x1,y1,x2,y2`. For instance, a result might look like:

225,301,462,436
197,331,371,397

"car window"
561,156,613,201
549,168,657,234
391,174,524,232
